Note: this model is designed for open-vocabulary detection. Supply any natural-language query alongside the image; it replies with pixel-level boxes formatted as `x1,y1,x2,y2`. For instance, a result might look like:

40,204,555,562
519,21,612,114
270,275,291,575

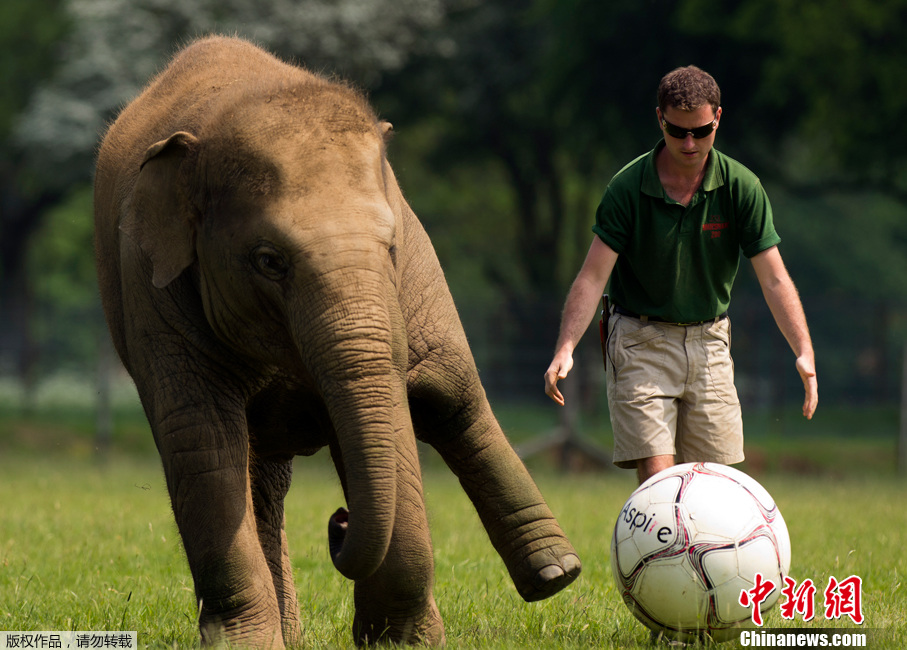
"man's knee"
636,454,674,485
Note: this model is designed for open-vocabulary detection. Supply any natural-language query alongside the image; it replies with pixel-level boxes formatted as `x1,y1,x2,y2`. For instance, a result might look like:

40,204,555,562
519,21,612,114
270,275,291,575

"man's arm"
544,236,619,405
751,246,818,419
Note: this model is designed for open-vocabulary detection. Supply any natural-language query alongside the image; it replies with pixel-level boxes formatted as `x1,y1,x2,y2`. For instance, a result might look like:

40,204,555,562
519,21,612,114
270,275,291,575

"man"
544,66,817,484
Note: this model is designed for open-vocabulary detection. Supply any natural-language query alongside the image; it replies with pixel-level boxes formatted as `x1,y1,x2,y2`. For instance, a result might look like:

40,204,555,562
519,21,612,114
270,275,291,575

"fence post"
95,329,113,456
900,346,907,476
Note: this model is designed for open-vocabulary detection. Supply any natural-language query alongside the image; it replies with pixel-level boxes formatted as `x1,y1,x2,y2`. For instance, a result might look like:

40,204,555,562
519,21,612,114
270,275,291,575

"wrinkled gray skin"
94,36,581,648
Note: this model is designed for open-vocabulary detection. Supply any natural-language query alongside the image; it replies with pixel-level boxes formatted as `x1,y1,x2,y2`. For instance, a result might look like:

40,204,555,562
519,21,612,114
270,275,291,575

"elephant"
94,35,581,648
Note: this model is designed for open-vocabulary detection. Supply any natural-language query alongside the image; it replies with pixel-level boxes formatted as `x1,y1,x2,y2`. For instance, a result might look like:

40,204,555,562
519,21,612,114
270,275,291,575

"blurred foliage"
677,0,907,192
3,0,907,407
28,186,100,370
774,189,907,299
13,0,448,192
0,0,71,385
0,0,68,140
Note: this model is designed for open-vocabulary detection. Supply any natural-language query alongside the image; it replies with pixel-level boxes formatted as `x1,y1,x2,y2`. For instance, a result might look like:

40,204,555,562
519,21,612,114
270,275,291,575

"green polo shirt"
593,141,780,323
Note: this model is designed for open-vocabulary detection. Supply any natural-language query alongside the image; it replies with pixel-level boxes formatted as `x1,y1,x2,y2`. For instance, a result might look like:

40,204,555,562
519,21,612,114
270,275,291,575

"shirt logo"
702,214,729,239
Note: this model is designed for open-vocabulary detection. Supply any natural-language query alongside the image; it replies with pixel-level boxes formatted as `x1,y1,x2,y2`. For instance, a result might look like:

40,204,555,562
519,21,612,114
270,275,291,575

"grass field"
1,390,905,648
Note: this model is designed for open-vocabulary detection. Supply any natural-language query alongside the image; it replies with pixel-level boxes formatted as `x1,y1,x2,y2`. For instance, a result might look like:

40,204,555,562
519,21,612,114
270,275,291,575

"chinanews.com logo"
739,629,868,647
738,574,870,647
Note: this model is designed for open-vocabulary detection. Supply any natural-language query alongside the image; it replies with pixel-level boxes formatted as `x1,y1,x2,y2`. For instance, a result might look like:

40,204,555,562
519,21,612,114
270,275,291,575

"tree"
14,0,450,193
0,0,69,385
28,187,99,371
676,0,907,193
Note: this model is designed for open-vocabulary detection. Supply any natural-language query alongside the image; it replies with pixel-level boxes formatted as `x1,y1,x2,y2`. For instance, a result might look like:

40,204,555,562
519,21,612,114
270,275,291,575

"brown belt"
613,304,727,326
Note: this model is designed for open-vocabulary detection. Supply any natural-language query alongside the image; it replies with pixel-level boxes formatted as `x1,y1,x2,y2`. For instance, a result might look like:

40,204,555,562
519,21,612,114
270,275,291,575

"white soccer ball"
610,462,791,643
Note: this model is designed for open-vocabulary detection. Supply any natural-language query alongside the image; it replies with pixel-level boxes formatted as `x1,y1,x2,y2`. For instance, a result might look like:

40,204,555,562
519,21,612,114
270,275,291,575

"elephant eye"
251,246,290,281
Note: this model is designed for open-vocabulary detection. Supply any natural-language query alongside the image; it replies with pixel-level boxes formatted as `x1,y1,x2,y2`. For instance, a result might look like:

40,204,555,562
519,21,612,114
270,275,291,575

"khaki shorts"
605,312,744,470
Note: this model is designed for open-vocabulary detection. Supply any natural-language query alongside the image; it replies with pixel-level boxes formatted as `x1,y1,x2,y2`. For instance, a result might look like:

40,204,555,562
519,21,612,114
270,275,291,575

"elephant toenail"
535,564,565,587
561,553,581,576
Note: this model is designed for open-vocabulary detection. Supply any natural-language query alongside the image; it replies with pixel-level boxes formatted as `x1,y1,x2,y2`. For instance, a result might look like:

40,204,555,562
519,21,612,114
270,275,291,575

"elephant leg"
415,388,581,603
329,438,445,647
397,215,580,602
150,393,285,648
249,457,302,647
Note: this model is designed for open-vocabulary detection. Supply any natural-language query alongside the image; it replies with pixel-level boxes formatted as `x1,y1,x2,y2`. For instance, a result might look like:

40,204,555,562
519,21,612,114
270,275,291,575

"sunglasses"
661,117,717,139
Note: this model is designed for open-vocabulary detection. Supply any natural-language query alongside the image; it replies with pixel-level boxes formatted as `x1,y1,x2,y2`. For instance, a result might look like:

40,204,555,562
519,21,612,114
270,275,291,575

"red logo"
741,574,865,626
739,573,777,626
824,575,864,624
780,576,817,621
702,215,728,239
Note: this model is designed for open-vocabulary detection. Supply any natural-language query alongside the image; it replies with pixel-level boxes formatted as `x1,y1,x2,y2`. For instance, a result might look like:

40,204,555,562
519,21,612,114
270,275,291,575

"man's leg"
676,318,744,466
606,314,686,476
636,454,674,484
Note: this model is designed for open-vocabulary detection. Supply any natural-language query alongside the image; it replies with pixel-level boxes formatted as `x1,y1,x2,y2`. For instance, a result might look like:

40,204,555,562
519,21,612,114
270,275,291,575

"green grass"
0,386,904,647
1,450,904,648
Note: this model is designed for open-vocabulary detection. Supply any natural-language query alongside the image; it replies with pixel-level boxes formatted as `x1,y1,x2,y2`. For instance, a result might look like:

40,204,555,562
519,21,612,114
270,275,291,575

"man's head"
657,66,720,115
655,66,722,169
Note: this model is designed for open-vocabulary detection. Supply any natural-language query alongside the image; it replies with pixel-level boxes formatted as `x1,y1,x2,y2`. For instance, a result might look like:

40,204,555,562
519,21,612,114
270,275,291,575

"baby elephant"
94,36,580,648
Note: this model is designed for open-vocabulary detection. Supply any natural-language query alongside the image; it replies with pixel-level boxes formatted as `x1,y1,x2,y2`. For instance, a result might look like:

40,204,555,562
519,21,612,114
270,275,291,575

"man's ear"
120,131,200,289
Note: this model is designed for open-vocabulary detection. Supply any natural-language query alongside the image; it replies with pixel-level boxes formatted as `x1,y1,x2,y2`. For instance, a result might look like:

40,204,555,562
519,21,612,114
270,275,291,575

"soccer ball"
610,462,791,643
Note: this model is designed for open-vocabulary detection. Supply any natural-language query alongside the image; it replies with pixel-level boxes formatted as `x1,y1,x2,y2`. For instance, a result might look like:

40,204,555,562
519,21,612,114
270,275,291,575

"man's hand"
543,237,619,406
751,247,818,421
544,350,574,406
796,355,818,419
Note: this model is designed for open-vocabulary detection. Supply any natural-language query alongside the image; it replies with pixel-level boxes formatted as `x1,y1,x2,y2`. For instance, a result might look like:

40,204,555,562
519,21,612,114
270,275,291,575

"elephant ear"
379,120,394,142
120,131,200,289
382,154,414,226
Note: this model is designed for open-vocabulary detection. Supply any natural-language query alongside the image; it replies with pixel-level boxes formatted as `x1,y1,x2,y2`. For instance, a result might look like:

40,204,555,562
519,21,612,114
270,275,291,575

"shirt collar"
641,139,725,198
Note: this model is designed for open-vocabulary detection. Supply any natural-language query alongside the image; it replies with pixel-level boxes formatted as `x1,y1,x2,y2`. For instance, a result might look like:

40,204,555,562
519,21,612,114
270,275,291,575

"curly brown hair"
657,66,721,114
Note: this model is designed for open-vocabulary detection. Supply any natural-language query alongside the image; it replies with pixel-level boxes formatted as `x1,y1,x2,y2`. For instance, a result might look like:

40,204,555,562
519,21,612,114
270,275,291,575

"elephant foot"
200,615,286,650
280,612,302,649
196,581,289,649
353,597,445,647
512,547,582,603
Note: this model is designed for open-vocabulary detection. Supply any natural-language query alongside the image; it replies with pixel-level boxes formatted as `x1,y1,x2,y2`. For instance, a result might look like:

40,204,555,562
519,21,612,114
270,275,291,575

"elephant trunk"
295,267,403,581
